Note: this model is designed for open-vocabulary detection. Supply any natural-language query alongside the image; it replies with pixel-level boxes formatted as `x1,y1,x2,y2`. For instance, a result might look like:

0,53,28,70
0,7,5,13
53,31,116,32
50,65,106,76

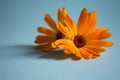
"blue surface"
0,0,120,80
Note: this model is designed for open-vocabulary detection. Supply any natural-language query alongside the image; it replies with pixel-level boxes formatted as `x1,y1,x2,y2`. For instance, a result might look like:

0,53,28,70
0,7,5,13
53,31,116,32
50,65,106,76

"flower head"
34,8,66,51
52,8,113,59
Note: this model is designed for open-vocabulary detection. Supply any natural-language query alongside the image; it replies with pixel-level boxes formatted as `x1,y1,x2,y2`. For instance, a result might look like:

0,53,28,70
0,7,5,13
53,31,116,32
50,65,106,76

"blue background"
0,0,120,80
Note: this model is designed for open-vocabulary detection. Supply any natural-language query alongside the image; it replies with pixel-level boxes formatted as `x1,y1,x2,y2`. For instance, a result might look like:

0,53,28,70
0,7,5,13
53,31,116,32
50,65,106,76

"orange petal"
77,9,89,36
64,49,72,54
35,35,55,44
86,40,113,47
78,23,88,36
92,54,101,59
85,27,106,36
58,8,63,22
84,45,105,53
85,27,106,41
63,19,77,36
64,47,81,58
82,47,101,57
87,12,97,30
73,49,82,58
85,27,111,41
52,39,82,58
62,7,67,16
57,22,72,38
37,27,56,36
66,47,82,58
62,8,77,36
44,14,58,31
77,8,88,35
97,29,111,39
77,8,88,26
58,7,66,24
43,46,53,51
52,39,73,48
80,12,97,36
79,48,93,59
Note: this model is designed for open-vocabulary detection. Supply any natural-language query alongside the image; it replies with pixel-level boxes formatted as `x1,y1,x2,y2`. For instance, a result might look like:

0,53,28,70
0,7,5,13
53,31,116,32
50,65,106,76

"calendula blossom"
34,8,66,51
52,8,113,59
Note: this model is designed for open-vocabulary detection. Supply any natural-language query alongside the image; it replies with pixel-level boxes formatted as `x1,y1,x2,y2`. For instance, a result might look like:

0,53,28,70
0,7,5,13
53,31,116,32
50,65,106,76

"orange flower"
34,8,66,51
52,8,113,59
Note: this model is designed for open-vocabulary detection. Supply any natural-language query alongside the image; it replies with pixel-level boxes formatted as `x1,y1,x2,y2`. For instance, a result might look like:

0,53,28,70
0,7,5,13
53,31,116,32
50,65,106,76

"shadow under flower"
39,49,81,60
0,45,81,60
0,45,42,59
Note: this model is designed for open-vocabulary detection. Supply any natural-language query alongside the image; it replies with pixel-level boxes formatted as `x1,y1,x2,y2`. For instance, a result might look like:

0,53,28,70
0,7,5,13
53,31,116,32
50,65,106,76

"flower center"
73,35,86,48
56,31,65,40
